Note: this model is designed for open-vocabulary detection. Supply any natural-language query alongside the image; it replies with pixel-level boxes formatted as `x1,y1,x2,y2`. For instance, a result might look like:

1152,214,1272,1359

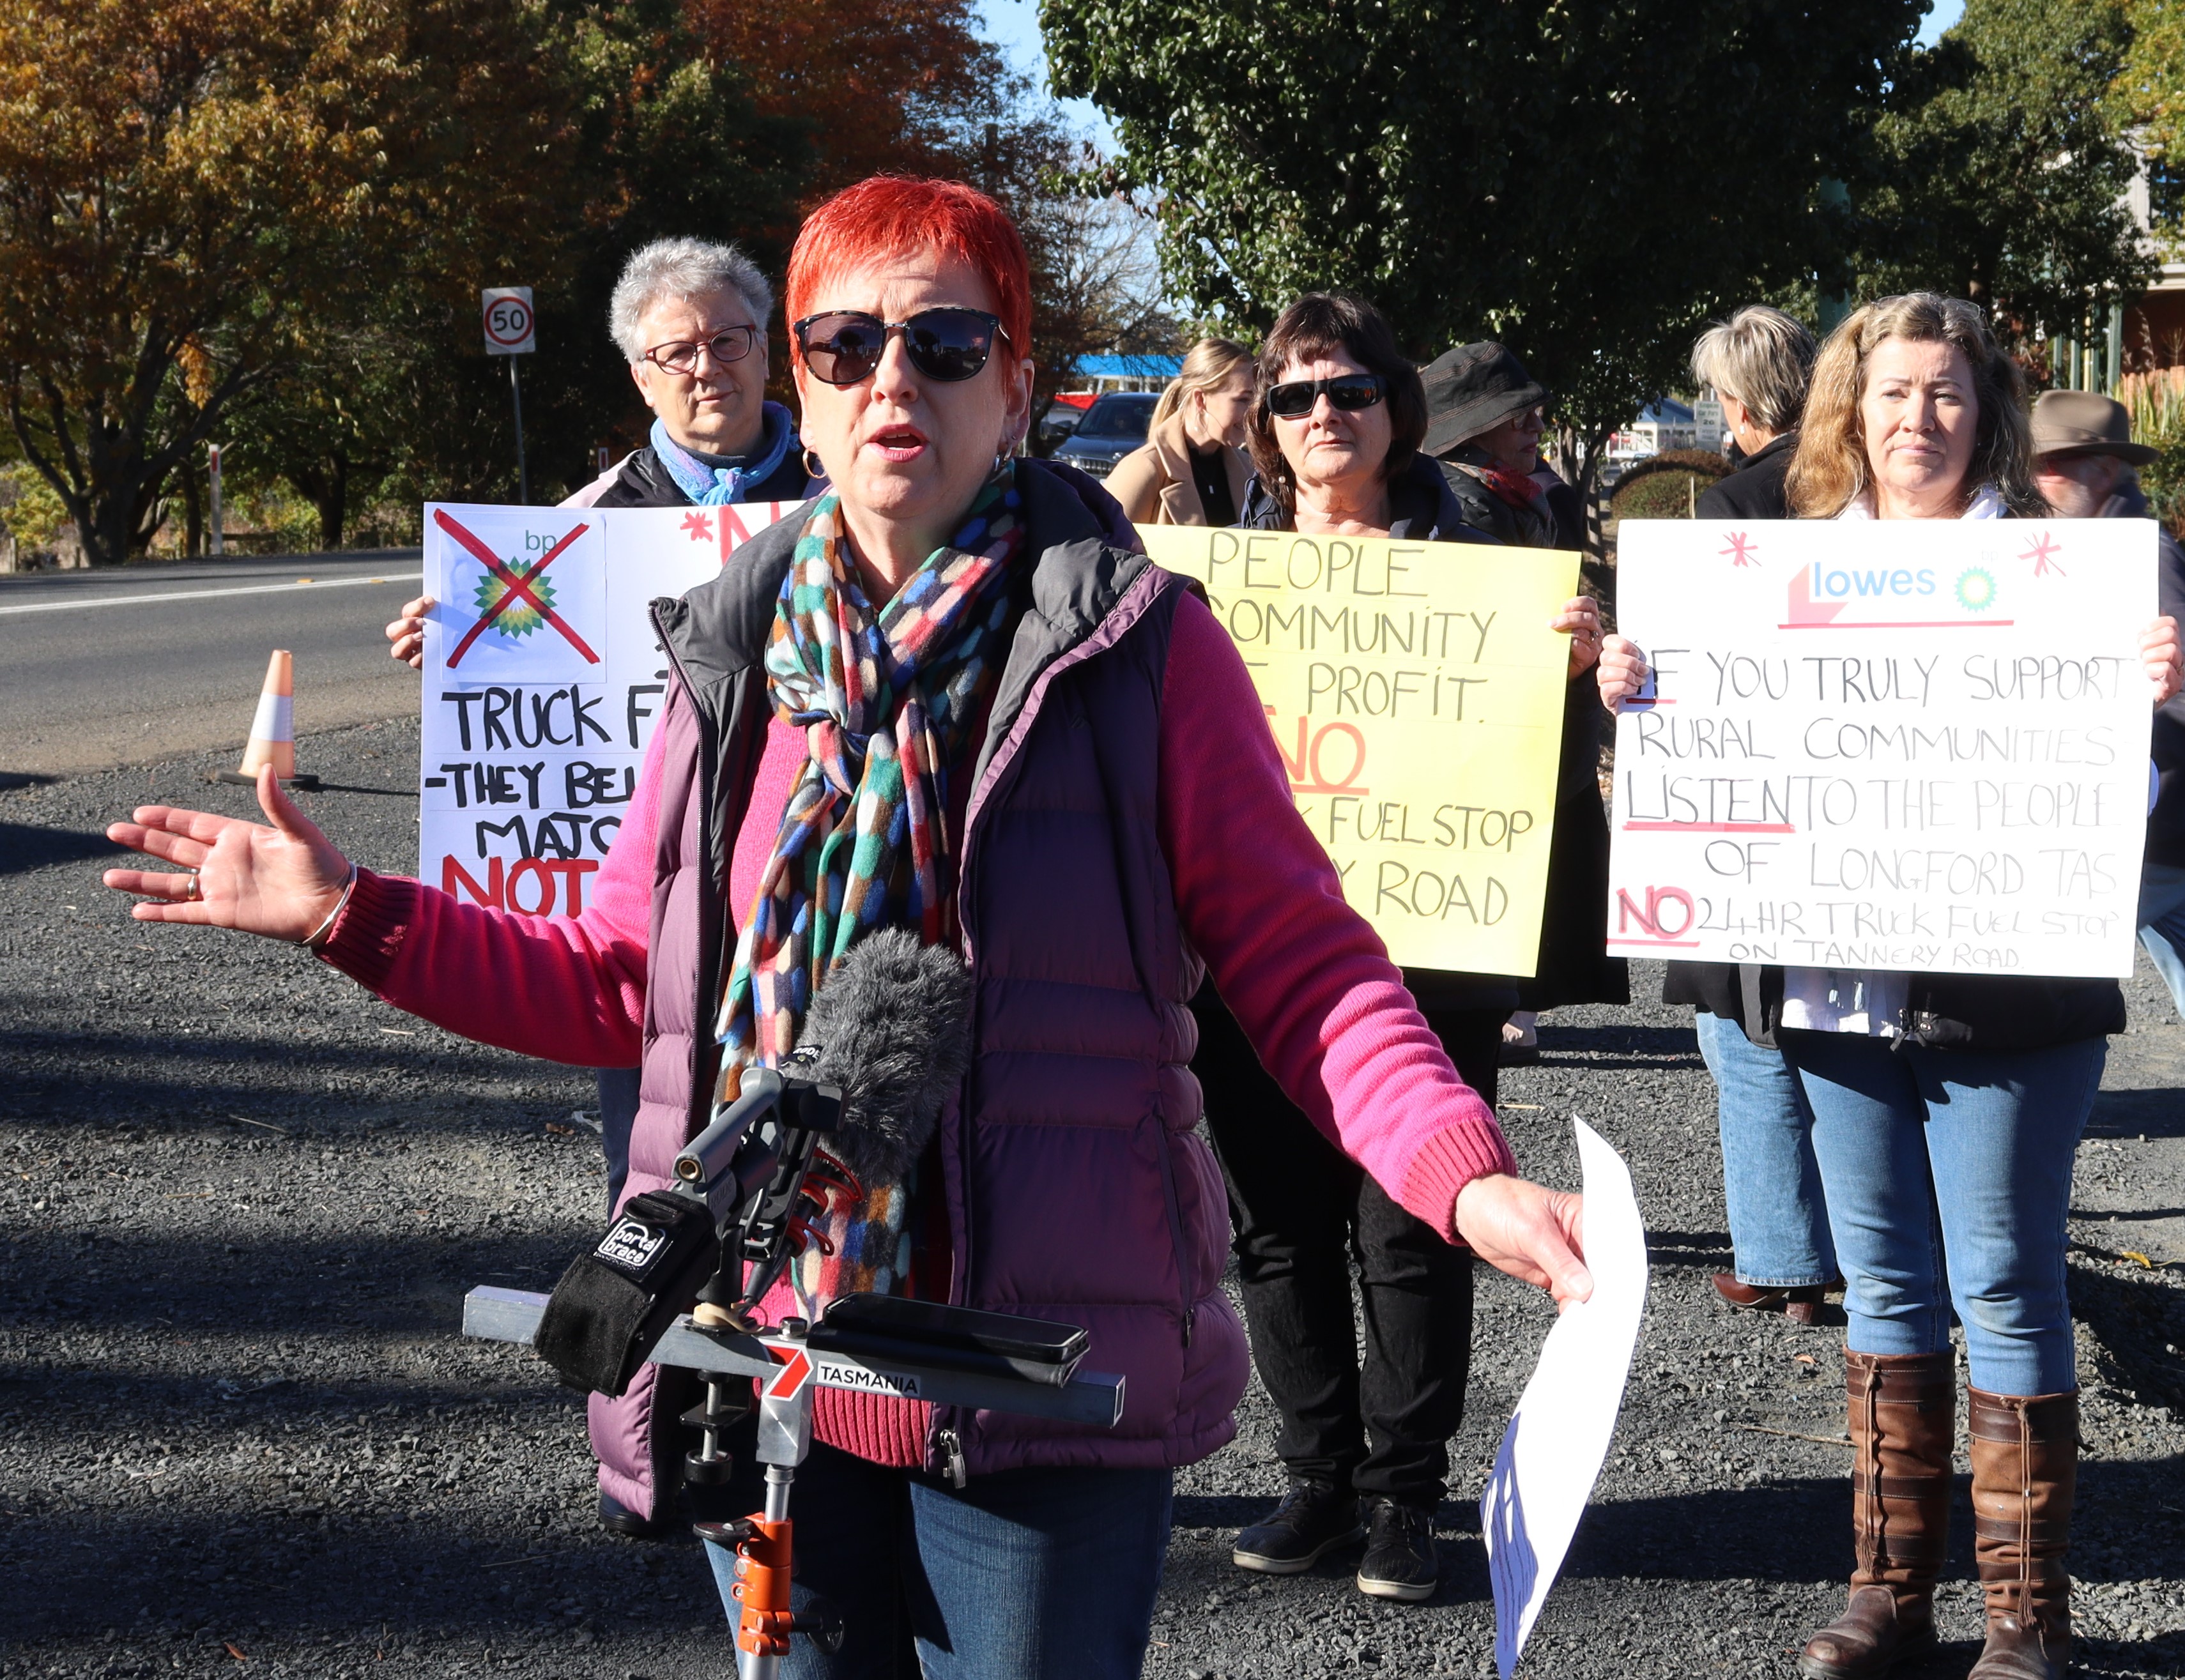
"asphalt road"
0,553,425,779
2,721,2183,1679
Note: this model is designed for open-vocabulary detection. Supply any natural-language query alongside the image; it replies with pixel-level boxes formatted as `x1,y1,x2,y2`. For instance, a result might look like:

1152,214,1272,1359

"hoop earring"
801,447,825,481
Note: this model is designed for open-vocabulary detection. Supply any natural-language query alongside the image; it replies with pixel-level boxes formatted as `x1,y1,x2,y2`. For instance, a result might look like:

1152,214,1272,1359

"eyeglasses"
793,308,1009,386
1266,374,1385,420
641,326,762,375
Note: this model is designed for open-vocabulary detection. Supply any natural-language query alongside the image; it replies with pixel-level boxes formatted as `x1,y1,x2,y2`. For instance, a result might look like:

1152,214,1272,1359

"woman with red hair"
102,176,1589,1676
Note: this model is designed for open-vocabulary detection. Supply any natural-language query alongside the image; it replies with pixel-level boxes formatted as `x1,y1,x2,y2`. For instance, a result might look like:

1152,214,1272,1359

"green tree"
2113,0,2185,253
1849,0,2147,337
1043,0,1923,489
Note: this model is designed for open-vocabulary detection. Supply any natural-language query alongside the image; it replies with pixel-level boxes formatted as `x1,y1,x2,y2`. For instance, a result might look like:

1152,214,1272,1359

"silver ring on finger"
185,869,201,903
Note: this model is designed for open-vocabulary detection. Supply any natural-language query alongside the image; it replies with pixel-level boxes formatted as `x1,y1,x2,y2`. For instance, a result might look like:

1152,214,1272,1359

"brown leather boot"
1798,1351,1954,1680
1967,1388,2076,1680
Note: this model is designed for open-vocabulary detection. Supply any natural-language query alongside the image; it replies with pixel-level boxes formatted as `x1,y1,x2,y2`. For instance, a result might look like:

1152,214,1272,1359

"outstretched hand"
1454,1172,1593,1310
103,768,353,943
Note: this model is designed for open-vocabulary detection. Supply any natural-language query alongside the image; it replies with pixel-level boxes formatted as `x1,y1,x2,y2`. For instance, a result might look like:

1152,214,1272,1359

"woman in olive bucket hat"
1422,341,1583,551
1420,341,1624,1053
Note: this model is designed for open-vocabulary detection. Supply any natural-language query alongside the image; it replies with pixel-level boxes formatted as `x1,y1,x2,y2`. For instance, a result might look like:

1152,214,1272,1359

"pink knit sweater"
323,588,1517,1462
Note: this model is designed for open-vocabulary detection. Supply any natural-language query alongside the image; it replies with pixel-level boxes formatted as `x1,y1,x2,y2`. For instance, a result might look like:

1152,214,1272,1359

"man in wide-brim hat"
2030,388,2185,1016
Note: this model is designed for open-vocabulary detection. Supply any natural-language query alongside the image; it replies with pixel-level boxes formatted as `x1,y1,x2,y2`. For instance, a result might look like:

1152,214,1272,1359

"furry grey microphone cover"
796,927,974,1182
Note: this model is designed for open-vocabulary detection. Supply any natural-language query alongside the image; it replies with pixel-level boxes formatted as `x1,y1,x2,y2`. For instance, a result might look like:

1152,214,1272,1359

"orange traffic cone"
213,650,320,790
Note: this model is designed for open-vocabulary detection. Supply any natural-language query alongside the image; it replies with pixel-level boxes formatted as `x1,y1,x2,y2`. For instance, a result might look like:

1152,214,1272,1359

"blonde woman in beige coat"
1107,337,1256,525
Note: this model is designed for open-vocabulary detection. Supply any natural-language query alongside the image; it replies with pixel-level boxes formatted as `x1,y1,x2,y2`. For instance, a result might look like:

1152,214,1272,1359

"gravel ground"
4,717,2184,1679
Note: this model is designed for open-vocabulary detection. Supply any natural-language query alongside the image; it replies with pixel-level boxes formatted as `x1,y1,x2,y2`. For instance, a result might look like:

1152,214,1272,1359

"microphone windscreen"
797,927,974,1182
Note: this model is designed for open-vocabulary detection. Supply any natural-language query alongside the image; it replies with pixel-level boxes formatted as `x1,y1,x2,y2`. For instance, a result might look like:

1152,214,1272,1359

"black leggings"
1191,985,1500,1507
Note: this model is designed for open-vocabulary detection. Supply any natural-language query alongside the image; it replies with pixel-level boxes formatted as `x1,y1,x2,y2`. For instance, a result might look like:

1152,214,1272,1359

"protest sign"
1608,517,2158,977
1140,526,1577,974
418,500,798,915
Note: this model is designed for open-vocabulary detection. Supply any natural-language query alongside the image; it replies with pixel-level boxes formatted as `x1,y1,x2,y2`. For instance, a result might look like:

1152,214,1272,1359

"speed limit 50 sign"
482,287,535,356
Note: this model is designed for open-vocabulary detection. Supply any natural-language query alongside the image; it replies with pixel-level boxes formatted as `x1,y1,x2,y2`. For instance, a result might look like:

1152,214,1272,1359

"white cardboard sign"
418,500,799,915
1607,517,2158,978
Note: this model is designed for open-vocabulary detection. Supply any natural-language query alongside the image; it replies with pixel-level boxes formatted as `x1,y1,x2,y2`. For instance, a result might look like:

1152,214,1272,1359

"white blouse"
1777,484,2007,1037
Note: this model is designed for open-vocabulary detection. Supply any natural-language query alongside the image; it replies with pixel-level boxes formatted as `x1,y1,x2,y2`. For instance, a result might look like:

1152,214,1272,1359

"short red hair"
784,176,1032,366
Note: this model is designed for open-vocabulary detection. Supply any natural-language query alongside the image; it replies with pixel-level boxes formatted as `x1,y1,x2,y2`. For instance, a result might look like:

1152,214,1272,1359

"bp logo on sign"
482,286,535,356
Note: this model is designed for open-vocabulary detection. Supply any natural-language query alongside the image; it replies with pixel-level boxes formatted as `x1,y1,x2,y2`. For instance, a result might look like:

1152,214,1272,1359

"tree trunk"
312,452,349,551
180,461,203,556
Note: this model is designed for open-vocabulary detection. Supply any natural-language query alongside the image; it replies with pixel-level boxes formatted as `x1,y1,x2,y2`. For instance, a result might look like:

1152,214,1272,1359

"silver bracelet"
302,864,360,951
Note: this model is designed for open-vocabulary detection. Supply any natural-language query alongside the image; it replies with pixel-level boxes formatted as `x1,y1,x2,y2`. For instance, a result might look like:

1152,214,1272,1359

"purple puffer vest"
589,463,1247,1517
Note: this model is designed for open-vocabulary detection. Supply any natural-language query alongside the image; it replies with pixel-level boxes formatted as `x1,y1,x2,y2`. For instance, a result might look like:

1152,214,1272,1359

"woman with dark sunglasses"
1206,292,1606,1603
102,183,1590,1679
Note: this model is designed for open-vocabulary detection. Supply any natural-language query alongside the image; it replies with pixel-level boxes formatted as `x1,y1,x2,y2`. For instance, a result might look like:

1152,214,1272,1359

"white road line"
0,573,424,617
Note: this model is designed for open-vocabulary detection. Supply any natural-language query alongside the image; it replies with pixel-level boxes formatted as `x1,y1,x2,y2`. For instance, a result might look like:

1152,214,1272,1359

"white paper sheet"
1480,1117,1649,1676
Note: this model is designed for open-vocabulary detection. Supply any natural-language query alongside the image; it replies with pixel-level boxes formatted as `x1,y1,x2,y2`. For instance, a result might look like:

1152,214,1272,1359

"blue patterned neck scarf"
652,401,797,505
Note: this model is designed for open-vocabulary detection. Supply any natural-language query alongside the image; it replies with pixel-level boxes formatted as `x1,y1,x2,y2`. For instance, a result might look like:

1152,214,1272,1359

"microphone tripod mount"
463,1288,1123,1678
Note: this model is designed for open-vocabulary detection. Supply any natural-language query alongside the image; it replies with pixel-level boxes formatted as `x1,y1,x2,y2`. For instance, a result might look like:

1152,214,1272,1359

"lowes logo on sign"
595,1216,668,1278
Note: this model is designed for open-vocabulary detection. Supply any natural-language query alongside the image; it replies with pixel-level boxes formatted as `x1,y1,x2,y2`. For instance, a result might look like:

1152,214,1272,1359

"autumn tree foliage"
0,0,1164,556
689,0,1017,202
0,0,570,565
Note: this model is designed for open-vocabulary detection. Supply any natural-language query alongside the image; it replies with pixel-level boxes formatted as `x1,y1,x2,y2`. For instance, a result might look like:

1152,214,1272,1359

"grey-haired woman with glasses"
581,235,817,510
381,236,819,1542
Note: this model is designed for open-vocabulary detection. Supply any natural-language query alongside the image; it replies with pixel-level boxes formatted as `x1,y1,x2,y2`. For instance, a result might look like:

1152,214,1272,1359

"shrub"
0,464,69,551
1610,448,1735,521
2122,370,2185,538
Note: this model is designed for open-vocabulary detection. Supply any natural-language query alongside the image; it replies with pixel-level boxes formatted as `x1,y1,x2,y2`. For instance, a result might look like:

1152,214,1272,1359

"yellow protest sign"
1143,524,1576,975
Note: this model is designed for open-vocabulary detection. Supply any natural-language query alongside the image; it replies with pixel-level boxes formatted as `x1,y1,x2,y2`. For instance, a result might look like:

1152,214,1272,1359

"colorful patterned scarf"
715,466,1023,1306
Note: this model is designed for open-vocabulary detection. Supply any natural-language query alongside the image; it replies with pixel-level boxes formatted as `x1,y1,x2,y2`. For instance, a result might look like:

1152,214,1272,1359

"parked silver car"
1052,392,1160,478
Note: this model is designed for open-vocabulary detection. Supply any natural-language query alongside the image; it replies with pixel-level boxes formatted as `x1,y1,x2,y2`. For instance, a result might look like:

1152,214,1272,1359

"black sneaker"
598,1490,675,1540
1231,1479,1365,1574
1355,1498,1438,1601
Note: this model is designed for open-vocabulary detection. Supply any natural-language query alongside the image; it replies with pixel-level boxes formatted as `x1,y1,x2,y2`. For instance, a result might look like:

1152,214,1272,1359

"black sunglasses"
793,307,1009,386
1266,374,1385,419
641,326,761,375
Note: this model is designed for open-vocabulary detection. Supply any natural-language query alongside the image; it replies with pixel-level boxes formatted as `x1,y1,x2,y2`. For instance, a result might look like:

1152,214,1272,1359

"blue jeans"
1695,1011,1836,1288
703,1436,1172,1678
596,1065,641,1212
2138,859,2185,1016
1777,1030,2105,1396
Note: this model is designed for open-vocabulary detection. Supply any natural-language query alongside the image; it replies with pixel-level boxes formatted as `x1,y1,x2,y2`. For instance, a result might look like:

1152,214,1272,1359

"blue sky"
980,2,1115,146
1919,1,1965,46
985,2,1970,153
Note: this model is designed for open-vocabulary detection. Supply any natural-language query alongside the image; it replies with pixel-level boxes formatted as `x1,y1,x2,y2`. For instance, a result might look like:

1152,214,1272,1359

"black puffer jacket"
592,444,811,510
1694,432,1796,521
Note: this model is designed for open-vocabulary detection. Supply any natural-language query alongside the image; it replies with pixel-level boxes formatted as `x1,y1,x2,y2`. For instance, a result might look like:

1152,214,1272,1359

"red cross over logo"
2021,532,2065,577
1721,531,1757,567
434,509,600,668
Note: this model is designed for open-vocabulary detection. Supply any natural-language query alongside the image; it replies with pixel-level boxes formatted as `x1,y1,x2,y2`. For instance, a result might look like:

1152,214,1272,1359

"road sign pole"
480,285,537,507
508,356,530,506
208,444,224,557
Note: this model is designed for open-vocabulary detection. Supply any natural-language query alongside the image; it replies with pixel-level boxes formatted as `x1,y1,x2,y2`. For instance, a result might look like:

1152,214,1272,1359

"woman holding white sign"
1599,291,2182,1680
101,180,1592,1679
1188,293,1606,1602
